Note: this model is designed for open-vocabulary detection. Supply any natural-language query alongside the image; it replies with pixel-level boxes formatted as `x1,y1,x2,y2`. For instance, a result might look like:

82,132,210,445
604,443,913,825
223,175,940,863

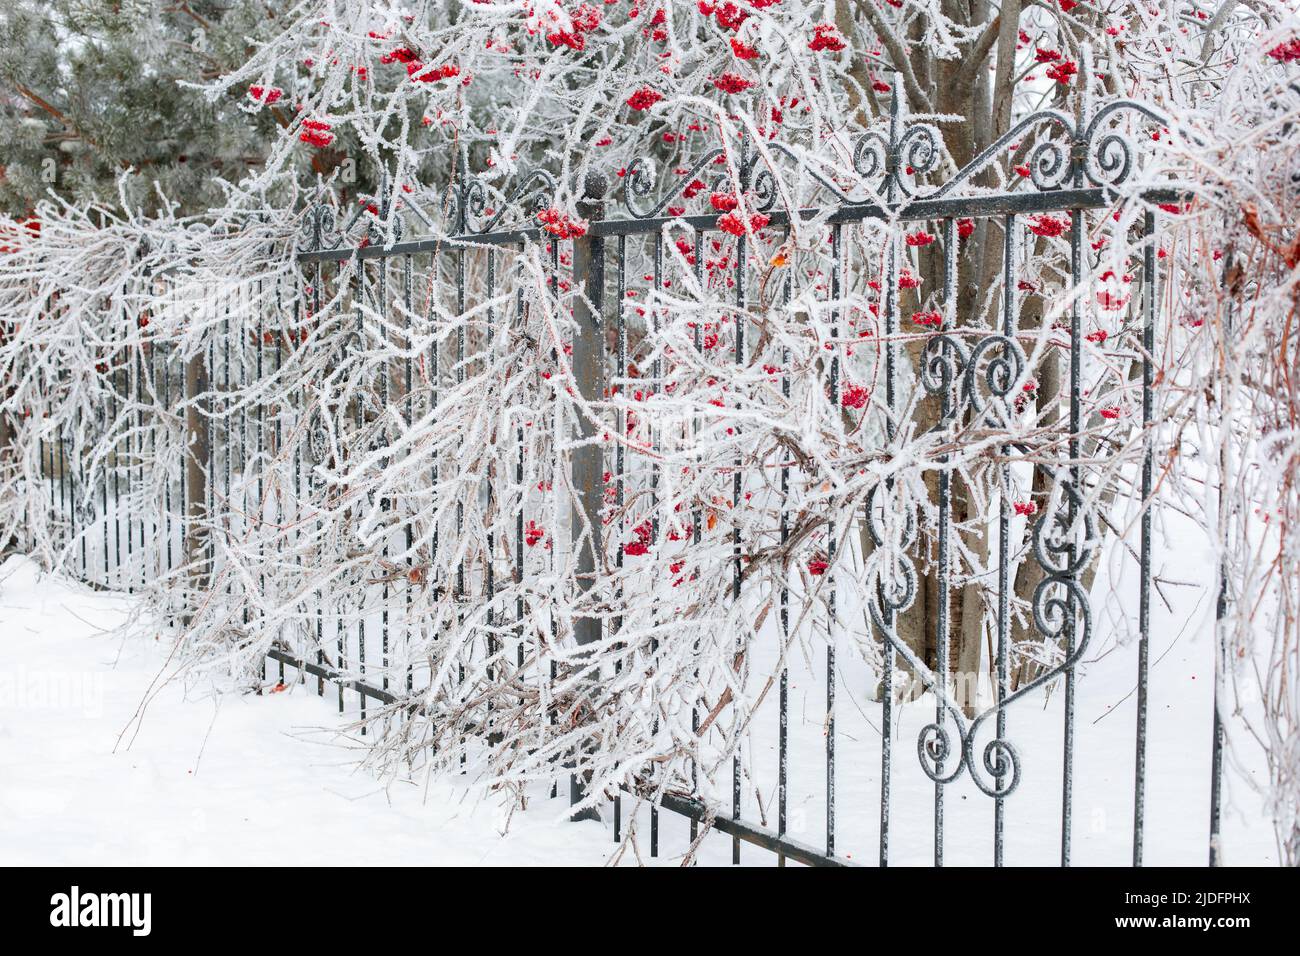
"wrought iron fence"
6,74,1225,868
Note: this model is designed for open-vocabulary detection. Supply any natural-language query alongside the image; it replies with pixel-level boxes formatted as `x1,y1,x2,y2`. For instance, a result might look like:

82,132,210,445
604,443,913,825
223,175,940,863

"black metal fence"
8,76,1225,868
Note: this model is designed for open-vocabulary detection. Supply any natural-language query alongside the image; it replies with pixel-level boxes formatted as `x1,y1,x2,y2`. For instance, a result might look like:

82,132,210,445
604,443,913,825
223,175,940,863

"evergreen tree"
0,1,316,216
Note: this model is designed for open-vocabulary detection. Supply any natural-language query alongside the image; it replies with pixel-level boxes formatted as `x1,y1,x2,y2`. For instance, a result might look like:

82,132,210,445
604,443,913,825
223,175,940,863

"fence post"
0,313,18,557
183,349,210,619
0,413,11,557
568,172,607,821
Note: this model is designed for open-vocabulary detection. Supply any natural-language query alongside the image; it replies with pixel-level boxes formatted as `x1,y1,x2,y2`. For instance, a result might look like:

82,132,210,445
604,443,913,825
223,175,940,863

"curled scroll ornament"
849,121,943,200
863,482,920,617
919,332,969,418
299,202,341,253
962,333,1028,426
622,139,869,219
869,470,1097,798
917,329,1028,426
449,167,559,235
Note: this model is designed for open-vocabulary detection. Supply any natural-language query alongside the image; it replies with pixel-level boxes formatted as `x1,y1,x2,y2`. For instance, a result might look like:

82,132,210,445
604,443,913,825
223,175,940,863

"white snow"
0,555,613,866
0,545,1279,866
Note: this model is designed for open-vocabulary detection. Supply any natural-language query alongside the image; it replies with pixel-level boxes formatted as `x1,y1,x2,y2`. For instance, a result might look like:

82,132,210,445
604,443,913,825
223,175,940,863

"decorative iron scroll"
864,473,1098,799
298,159,561,253
615,49,1173,217
297,53,1173,257
921,331,1029,427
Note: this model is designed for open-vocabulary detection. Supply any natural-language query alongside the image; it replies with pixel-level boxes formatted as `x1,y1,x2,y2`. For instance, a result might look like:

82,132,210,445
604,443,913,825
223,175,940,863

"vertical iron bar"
126,339,135,591
223,301,233,623
273,280,285,683
456,215,467,750
144,332,153,583
109,345,117,585
73,391,82,576
205,325,214,596
112,343,121,587
1209,248,1235,867
613,232,627,843
286,276,300,681
732,186,746,866
355,251,367,733
1133,209,1155,865
313,262,325,695
650,229,662,857
1209,583,1226,868
379,246,390,697
1062,200,1084,868
238,284,249,641
690,225,704,851
429,250,439,696
879,77,903,868
516,259,526,676
137,336,146,590
778,232,791,867
485,247,497,735
827,222,841,860
935,216,957,867
405,252,415,695
994,214,1016,866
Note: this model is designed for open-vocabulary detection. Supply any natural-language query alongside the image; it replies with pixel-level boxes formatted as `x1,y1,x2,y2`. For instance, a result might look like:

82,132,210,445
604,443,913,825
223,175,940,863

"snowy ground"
0,548,1279,866
0,555,613,866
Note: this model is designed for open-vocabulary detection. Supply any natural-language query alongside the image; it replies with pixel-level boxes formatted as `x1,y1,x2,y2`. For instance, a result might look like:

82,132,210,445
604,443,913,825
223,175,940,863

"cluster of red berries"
247,85,283,104
699,2,755,33
1013,378,1037,414
1045,60,1078,85
408,62,459,83
626,86,663,111
299,119,333,148
537,207,588,239
625,518,654,557
380,47,419,64
548,2,602,50
841,384,871,409
712,72,753,94
716,212,769,236
1267,38,1300,62
809,24,846,53
1028,214,1070,237
681,178,707,199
